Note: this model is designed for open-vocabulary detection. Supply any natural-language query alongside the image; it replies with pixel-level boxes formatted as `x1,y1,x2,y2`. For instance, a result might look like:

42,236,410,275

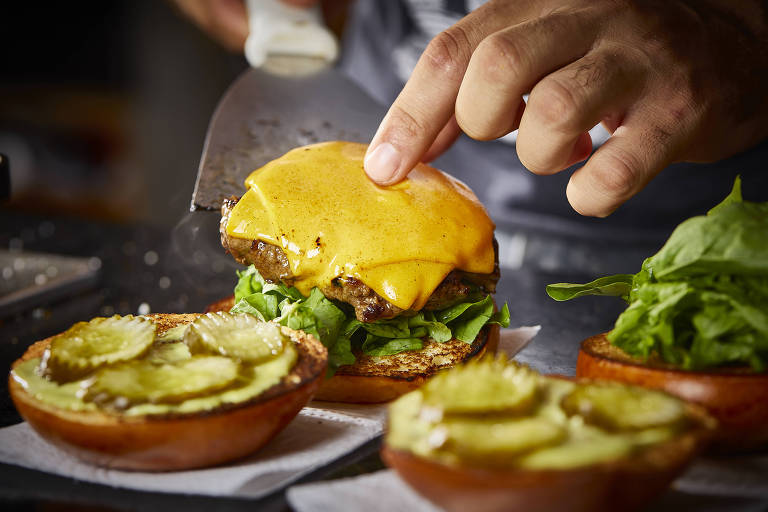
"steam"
170,211,241,302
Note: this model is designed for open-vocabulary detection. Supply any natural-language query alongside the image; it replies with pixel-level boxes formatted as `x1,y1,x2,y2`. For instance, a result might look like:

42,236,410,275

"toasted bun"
382,394,712,512
9,313,327,471
207,296,498,403
205,295,238,315
315,324,498,403
577,333,768,452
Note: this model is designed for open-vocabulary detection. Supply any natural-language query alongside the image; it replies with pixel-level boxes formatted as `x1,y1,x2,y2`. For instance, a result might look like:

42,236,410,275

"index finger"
364,0,537,185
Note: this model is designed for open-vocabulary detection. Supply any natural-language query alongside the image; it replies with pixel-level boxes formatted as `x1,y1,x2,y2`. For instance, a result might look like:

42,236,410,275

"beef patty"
221,197,499,322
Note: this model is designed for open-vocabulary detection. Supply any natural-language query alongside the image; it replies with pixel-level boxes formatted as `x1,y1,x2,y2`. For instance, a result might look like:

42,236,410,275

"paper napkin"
0,404,385,498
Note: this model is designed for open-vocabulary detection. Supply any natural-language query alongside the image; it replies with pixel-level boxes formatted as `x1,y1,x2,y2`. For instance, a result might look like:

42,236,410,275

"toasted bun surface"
207,297,498,403
577,333,768,452
314,323,498,403
382,390,712,512
9,313,327,471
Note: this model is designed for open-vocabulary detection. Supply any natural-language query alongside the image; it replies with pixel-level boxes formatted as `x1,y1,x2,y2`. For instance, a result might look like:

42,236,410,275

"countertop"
0,208,765,511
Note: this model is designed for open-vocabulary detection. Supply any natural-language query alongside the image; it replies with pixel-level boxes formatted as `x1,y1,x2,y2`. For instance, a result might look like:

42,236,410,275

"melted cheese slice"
226,141,495,311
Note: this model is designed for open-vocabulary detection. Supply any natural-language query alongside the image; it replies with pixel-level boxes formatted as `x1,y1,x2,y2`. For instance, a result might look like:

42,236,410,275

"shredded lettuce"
230,265,510,371
546,177,768,371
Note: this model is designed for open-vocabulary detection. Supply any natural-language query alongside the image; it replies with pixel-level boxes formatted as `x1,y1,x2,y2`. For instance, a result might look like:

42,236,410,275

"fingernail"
364,142,401,183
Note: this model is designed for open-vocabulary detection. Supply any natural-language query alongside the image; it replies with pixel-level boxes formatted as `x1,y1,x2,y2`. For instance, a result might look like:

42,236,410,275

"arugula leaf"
546,177,768,371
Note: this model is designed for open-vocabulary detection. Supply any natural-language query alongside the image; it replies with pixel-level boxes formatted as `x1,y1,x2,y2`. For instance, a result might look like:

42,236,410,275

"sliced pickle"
142,341,192,365
40,315,155,382
422,356,539,415
561,382,686,432
84,355,240,408
441,417,566,460
183,312,286,363
156,324,190,342
517,436,635,470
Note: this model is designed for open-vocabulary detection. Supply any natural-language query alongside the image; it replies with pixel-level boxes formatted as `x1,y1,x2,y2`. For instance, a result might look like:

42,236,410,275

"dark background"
1,1,246,227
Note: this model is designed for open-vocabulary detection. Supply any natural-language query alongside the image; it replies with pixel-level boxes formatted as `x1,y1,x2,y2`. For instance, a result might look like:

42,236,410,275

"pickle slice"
156,324,190,342
84,355,239,408
422,356,539,415
441,417,566,461
561,382,686,432
40,315,156,382
142,341,192,365
517,436,635,470
183,312,286,363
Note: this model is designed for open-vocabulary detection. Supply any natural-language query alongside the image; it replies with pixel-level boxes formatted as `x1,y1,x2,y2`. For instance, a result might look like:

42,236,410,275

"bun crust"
315,324,498,403
9,313,327,471
577,333,768,452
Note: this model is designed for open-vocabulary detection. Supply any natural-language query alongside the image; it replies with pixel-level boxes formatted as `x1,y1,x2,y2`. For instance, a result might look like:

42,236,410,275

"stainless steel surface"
0,250,101,318
191,67,385,211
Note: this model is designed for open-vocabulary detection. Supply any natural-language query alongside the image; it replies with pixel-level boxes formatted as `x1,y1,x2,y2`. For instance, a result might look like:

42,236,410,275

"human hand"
171,0,318,52
364,0,768,217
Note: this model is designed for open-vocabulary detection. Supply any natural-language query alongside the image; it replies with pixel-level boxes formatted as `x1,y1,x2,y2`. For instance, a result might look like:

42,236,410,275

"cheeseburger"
215,141,509,402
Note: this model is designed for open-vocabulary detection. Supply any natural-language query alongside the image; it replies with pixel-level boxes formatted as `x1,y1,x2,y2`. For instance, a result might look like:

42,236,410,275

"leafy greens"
546,178,768,371
231,265,510,371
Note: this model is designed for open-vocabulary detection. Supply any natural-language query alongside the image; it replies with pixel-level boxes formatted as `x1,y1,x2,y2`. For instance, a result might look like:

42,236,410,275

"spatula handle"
244,0,338,69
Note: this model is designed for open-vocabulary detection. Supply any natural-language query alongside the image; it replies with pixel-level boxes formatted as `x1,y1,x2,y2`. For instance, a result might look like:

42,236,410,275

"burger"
7,141,509,471
213,141,509,402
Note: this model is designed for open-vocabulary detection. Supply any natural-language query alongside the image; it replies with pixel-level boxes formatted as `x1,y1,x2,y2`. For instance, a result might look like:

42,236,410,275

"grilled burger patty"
221,197,499,322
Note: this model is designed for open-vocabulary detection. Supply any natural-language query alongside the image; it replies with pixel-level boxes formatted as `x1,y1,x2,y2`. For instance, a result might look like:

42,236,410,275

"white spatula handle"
244,0,338,68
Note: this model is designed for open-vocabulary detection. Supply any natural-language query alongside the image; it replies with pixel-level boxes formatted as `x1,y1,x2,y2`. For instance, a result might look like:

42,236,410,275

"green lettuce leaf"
545,177,768,371
546,275,634,302
230,266,511,369
446,295,494,342
408,313,452,343
362,335,424,356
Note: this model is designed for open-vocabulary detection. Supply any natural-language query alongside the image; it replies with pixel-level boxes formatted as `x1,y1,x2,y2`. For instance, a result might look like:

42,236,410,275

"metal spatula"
190,0,385,211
